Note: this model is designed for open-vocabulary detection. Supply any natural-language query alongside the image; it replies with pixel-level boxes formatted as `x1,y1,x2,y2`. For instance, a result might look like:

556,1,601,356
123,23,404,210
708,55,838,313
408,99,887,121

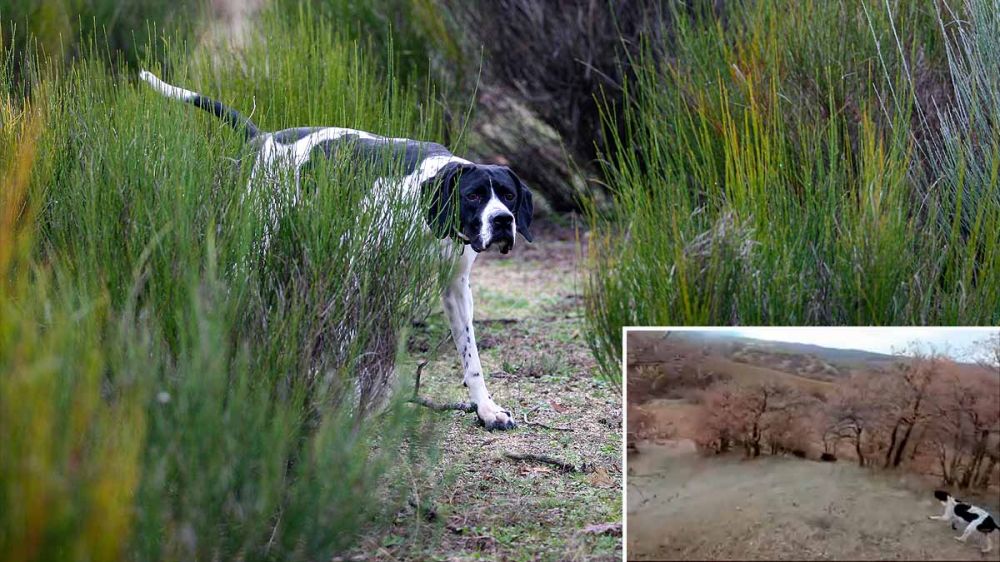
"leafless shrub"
435,0,685,211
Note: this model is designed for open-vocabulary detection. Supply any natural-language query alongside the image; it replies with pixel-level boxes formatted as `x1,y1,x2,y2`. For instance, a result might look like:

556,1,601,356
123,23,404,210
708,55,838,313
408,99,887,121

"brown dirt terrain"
627,442,1000,561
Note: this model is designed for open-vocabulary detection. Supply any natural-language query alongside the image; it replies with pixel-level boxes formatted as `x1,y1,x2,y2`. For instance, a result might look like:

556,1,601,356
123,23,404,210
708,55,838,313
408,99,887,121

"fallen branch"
581,522,622,536
412,333,452,399
474,318,519,326
522,413,573,432
523,421,573,432
523,403,544,417
409,396,477,413
504,452,580,473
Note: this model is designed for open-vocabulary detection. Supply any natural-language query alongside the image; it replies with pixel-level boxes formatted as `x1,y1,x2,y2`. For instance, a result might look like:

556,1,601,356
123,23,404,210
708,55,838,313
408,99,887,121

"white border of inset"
620,325,999,561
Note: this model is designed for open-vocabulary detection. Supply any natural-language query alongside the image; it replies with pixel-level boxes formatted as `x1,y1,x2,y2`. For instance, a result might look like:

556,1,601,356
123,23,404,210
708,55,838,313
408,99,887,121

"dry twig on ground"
504,452,584,473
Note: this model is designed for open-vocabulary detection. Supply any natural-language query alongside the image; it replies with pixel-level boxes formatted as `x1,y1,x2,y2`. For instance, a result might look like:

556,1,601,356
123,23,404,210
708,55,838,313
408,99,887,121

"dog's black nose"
492,214,513,229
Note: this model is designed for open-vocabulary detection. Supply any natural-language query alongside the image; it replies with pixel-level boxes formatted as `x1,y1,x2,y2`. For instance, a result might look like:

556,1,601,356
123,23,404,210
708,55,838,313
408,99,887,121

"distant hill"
627,331,996,396
669,331,897,366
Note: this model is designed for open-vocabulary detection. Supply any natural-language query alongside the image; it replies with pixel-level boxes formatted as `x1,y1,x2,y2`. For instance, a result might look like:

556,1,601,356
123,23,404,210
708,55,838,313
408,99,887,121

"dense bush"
0,0,204,92
585,0,1000,380
437,0,671,212
1,4,449,560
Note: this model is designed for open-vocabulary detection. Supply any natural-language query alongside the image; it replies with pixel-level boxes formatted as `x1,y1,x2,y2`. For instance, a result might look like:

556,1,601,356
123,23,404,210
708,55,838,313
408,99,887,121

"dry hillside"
628,443,1000,561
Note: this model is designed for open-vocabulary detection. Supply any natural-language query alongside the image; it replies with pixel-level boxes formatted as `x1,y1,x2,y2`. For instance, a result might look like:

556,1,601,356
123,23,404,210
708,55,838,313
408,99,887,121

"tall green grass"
1,4,451,560
585,0,1000,381
923,0,1000,263
0,0,203,90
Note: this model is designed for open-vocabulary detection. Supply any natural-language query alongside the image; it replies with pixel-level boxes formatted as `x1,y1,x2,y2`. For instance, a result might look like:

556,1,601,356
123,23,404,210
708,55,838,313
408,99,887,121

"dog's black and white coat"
930,490,998,553
139,70,533,430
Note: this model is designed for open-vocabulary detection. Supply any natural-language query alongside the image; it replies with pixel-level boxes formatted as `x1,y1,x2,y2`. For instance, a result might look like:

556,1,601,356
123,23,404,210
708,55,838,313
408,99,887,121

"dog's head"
934,490,952,503
423,162,534,253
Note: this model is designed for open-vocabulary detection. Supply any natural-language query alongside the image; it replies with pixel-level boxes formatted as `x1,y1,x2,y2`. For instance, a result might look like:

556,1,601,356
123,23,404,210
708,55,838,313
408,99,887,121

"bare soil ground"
628,442,1000,561
353,221,622,561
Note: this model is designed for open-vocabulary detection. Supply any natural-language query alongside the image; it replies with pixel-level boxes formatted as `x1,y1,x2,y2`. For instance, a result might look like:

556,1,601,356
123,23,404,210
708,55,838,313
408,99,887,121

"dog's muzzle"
488,214,515,254
471,235,513,254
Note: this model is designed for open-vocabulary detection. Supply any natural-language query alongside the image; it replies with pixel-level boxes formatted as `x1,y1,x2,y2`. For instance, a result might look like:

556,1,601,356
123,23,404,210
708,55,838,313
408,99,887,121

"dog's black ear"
507,169,534,242
422,162,466,239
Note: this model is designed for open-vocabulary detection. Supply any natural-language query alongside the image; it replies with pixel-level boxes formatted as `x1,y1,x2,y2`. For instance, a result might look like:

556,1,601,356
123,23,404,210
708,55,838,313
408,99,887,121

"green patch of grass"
518,349,572,379
475,287,534,317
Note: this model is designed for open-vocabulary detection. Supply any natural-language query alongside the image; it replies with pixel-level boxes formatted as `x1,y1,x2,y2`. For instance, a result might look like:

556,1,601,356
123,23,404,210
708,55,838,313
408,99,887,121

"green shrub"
584,0,999,381
1,4,449,560
0,0,203,93
922,0,1000,273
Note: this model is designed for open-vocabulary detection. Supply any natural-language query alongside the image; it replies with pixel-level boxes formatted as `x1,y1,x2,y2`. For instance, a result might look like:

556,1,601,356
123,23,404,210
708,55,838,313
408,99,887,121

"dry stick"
522,403,545,417
410,335,476,413
410,396,477,413
521,413,573,432
504,452,580,473
409,333,478,412
264,511,281,555
411,332,452,399
408,335,573,426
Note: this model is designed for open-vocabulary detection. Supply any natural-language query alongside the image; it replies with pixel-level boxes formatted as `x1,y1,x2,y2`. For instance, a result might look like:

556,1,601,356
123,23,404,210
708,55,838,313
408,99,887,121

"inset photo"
626,327,1000,561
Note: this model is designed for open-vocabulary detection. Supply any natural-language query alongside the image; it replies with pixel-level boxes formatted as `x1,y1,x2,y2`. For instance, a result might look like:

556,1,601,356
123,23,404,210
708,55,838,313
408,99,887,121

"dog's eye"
467,193,480,202
504,192,515,201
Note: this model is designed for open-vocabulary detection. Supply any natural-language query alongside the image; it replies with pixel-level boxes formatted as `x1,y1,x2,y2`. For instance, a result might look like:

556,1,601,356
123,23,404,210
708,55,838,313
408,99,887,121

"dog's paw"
954,536,966,542
476,401,516,431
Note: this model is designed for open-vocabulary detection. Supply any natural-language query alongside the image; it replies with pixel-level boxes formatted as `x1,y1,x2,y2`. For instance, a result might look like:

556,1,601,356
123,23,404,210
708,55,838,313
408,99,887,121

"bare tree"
698,380,815,458
698,383,739,454
826,372,888,467
880,352,942,469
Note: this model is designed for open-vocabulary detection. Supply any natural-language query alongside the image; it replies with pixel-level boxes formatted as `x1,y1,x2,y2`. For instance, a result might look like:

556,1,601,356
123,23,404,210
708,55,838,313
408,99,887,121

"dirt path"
356,222,622,561
628,443,1000,561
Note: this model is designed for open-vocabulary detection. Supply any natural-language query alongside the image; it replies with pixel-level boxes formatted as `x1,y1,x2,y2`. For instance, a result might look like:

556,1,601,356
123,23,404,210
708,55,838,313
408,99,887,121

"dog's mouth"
473,232,514,254
494,235,513,254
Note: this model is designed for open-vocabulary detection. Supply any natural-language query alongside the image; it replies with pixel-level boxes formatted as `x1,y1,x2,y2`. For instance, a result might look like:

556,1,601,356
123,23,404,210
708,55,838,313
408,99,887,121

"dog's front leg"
955,521,977,543
928,508,950,521
442,249,515,431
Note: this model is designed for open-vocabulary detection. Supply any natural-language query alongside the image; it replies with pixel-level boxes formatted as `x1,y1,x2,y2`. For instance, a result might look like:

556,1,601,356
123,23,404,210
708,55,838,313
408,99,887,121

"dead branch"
504,452,581,473
412,333,452,399
522,421,573,432
409,396,477,413
522,413,573,432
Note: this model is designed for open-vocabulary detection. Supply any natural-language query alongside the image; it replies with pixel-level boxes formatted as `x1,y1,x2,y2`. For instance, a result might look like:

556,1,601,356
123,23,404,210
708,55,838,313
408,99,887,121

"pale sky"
676,327,997,362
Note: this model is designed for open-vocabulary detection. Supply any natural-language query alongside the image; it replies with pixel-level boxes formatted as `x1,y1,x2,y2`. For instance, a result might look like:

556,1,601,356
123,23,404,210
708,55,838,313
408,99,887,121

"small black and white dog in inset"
930,490,998,553
139,70,534,430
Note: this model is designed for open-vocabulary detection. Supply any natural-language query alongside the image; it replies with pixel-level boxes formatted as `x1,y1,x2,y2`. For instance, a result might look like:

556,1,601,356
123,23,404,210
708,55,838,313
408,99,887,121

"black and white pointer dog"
930,490,998,553
139,70,533,430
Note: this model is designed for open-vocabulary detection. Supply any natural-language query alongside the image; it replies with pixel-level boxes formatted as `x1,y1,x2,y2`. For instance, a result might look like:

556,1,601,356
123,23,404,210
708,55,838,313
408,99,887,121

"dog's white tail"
139,70,197,101
139,70,261,140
